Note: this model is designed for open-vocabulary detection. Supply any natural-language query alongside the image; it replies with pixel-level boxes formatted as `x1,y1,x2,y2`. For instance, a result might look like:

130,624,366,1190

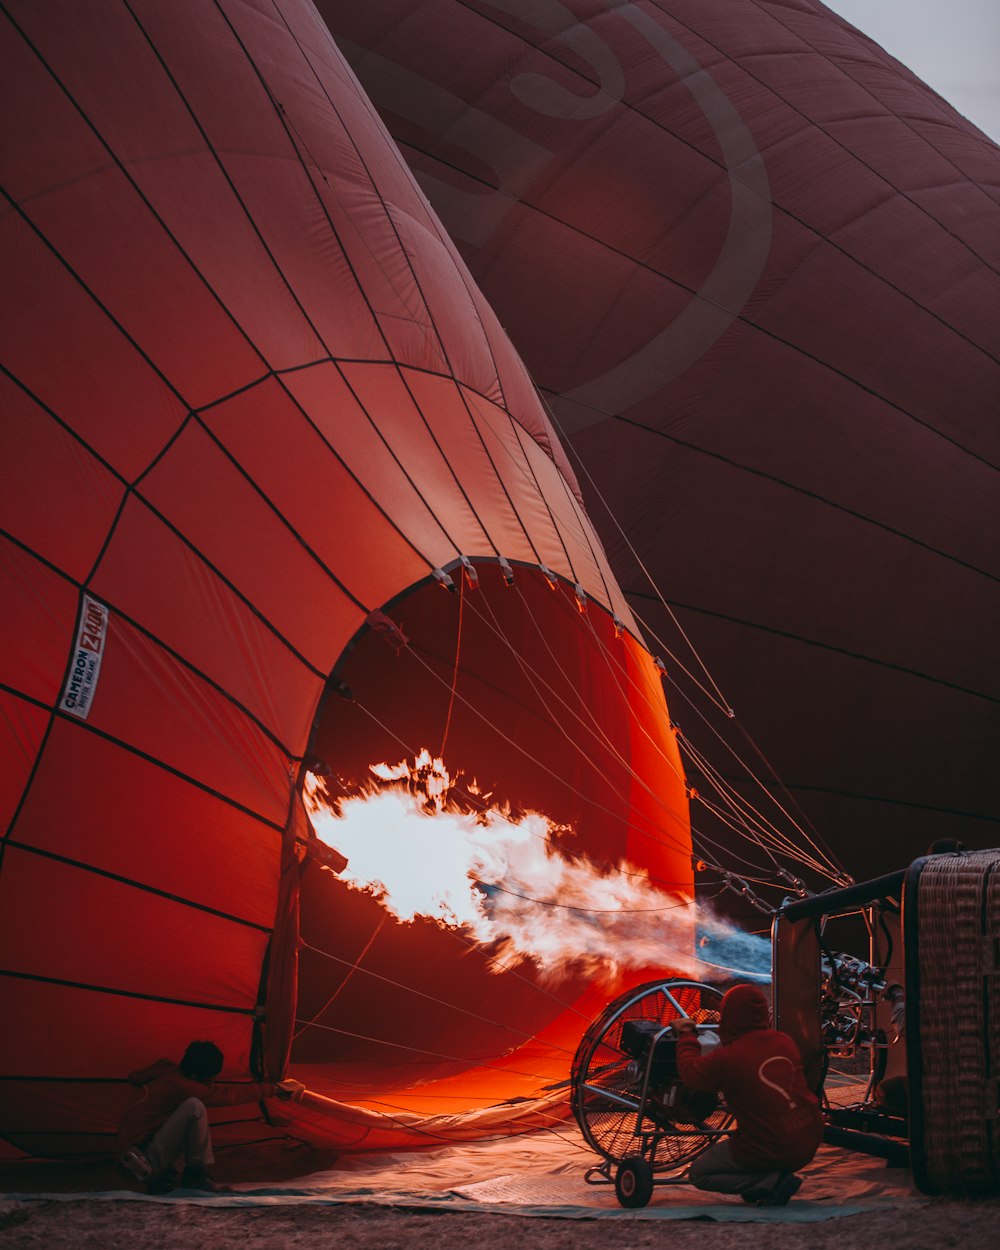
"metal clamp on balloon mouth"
460,556,479,588
432,567,456,592
365,609,408,652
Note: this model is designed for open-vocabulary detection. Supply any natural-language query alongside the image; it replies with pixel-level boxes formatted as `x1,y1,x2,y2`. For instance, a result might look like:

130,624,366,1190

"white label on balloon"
60,594,109,720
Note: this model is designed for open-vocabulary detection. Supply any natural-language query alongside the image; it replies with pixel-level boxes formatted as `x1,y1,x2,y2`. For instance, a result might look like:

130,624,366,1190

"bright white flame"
303,751,769,984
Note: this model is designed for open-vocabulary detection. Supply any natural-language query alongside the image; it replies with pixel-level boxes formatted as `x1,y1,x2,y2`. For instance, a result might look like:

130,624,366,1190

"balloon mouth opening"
286,563,693,1109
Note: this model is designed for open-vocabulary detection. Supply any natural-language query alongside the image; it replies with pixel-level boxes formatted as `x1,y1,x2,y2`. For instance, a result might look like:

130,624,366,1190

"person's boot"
743,1173,802,1206
180,1165,221,1192
147,1167,179,1194
118,1147,152,1184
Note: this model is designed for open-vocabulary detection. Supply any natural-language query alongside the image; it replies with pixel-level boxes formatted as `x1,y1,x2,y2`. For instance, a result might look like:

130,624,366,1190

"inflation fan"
570,979,732,1207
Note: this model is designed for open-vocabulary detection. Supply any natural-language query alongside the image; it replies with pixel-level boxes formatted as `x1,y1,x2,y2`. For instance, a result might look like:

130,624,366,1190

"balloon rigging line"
731,716,848,879
678,732,843,881
318,701,608,1024
650,622,845,877
345,585,830,910
511,582,840,885
689,787,821,883
495,579,685,804
408,603,798,885
289,1017,578,1086
573,601,841,883
296,937,575,1055
531,408,848,883
674,711,844,879
349,585,826,900
478,877,724,917
544,404,734,714
427,613,788,891
291,915,387,1043
582,620,795,875
520,600,799,884
404,640,696,864
438,569,464,759
466,589,687,829
348,695,702,915
676,721,841,880
471,582,714,862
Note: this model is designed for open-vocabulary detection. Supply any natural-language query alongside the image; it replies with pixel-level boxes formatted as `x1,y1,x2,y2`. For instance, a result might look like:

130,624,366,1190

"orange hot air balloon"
325,0,1000,888
0,0,692,1159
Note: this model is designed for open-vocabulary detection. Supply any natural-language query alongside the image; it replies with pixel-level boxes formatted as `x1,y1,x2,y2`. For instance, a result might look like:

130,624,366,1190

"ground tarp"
1,1128,923,1222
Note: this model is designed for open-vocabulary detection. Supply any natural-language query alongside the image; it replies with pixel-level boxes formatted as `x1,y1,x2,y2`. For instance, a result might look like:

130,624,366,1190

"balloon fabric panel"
12,724,281,930
88,495,323,753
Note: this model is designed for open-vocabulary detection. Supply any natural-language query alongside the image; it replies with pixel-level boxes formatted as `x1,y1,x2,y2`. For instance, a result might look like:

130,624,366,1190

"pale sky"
822,1,1000,144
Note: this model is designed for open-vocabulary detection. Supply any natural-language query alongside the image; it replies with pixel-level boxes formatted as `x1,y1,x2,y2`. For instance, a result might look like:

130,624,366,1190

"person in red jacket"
674,983,823,1205
117,1040,289,1192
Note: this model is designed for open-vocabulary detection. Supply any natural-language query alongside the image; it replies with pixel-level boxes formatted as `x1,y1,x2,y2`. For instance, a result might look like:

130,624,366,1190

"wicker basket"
906,850,1000,1193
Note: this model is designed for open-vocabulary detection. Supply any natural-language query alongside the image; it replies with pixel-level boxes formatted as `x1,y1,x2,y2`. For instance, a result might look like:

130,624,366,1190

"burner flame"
303,751,769,984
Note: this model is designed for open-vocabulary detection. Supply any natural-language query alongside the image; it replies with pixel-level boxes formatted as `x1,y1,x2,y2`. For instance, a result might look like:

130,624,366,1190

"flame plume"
303,751,770,983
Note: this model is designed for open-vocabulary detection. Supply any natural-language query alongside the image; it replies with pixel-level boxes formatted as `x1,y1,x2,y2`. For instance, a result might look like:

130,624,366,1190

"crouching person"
673,984,823,1206
117,1040,282,1192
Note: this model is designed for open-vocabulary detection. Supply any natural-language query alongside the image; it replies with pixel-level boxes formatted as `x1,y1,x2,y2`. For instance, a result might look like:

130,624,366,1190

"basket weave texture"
916,851,1000,1192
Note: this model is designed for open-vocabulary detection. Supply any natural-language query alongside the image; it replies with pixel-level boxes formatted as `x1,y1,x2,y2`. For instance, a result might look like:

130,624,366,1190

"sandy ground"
4,1196,1000,1250
4,1127,999,1249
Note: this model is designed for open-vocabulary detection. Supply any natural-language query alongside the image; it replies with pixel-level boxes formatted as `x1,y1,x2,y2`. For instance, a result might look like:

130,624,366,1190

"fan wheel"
570,979,730,1170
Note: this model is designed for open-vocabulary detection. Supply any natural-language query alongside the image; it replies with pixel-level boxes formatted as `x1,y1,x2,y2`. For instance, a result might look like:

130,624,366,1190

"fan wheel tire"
615,1156,654,1208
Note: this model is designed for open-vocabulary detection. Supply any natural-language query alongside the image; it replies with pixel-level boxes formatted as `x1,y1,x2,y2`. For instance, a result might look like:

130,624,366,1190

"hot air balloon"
0,0,697,1160
323,0,1000,893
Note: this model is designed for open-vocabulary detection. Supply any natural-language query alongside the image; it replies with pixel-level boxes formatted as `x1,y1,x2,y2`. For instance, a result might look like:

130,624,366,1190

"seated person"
674,983,823,1205
117,1040,294,1192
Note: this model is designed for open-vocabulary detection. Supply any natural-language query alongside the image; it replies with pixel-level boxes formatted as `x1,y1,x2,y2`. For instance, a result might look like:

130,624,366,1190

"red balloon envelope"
325,0,1000,884
0,1,691,1158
